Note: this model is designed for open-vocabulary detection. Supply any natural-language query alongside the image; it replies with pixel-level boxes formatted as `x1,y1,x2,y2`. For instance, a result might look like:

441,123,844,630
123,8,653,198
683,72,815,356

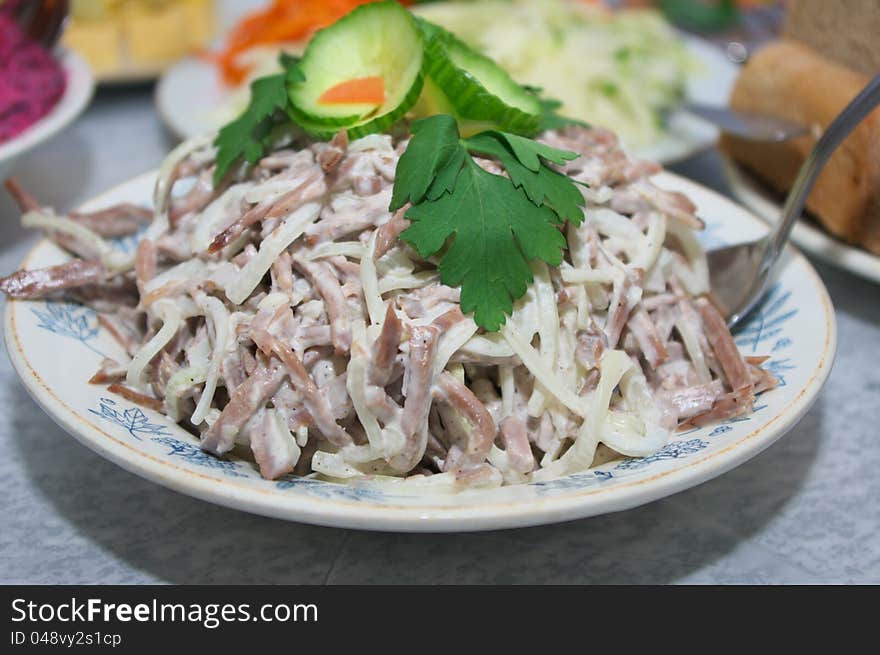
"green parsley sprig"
211,47,590,332
390,115,586,331
212,55,304,185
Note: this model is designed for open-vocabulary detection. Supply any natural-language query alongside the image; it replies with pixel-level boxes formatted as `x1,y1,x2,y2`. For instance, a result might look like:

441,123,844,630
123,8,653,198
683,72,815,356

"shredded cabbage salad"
216,1,691,149
414,0,692,148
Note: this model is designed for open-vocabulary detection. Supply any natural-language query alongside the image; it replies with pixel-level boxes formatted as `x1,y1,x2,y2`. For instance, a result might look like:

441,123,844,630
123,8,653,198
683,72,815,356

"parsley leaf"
279,53,305,85
463,132,586,224
490,131,579,170
213,73,290,184
212,54,306,186
393,115,586,331
390,115,466,211
403,158,566,331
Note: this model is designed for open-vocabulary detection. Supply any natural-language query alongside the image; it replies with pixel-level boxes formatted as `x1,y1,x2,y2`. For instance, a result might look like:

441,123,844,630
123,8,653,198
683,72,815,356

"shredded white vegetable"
526,261,559,417
413,0,691,148
22,211,131,271
126,300,187,391
346,319,387,454
360,234,385,326
501,321,587,418
190,184,251,253
190,294,232,425
225,202,321,304
304,241,364,261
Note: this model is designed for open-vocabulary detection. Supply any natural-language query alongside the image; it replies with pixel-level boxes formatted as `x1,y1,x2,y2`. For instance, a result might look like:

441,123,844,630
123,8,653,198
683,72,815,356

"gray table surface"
1,88,878,585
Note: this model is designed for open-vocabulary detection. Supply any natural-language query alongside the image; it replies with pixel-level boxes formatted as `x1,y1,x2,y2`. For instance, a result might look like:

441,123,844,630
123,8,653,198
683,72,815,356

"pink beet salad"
0,8,67,144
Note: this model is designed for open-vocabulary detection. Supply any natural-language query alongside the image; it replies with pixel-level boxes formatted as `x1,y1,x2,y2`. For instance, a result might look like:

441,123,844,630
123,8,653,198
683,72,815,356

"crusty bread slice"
720,40,880,254
783,0,880,77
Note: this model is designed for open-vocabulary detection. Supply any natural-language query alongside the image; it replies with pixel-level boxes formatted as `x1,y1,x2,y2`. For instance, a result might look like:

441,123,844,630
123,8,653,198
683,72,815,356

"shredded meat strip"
134,239,157,294
6,178,151,236
271,251,294,292
317,129,348,173
432,306,465,331
304,193,390,245
746,358,779,394
292,256,351,353
370,303,402,386
201,361,288,455
628,308,668,367
373,208,410,259
249,410,298,480
0,260,109,299
677,385,754,430
253,331,353,448
657,380,724,420
3,177,40,211
88,358,127,384
605,273,636,347
68,204,152,237
697,298,751,390
207,172,324,254
434,372,497,471
499,416,535,474
169,169,214,227
389,325,440,473
107,382,164,411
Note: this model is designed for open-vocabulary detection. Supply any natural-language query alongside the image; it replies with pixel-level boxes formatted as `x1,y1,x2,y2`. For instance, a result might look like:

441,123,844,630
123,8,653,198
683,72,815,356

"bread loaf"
720,40,880,254
783,0,880,77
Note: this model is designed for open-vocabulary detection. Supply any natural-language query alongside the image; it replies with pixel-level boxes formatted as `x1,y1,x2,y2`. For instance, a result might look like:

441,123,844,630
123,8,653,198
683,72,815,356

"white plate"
0,49,95,180
2,171,835,531
155,35,736,164
722,156,880,285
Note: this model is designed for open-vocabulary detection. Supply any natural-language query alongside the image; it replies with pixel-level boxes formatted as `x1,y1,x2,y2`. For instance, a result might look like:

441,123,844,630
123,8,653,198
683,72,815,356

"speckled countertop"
1,88,878,585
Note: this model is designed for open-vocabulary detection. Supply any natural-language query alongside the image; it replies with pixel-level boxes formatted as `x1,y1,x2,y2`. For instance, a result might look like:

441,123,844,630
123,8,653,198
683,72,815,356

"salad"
1,2,775,491
211,0,691,149
414,0,691,148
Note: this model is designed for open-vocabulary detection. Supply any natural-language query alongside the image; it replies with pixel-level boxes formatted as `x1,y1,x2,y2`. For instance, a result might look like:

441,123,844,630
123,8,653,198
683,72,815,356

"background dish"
155,34,737,164
722,155,880,285
3,170,835,532
0,49,94,180
94,63,167,86
61,0,218,86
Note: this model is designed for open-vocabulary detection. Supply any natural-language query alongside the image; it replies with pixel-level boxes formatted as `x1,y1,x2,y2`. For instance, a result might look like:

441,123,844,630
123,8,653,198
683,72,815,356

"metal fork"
683,102,808,142
707,73,880,329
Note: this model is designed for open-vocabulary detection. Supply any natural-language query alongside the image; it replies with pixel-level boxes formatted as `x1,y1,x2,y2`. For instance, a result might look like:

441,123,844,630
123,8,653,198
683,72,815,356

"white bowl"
0,49,95,180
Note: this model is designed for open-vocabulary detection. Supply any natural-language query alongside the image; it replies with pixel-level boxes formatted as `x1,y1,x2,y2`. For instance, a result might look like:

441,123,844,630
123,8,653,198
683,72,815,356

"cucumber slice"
283,106,341,141
418,20,542,135
409,76,505,138
410,76,456,119
287,1,425,136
